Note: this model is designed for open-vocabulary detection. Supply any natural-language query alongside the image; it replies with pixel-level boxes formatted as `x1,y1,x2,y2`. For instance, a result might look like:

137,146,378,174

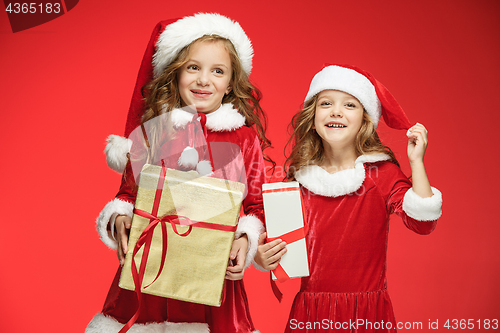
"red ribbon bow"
119,159,236,332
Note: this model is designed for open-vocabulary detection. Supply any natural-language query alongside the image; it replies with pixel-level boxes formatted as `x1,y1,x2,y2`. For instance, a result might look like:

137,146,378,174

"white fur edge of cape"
402,187,443,221
235,215,265,270
153,13,253,77
85,313,210,333
105,135,133,173
295,153,391,197
96,199,134,250
170,103,245,132
104,104,245,173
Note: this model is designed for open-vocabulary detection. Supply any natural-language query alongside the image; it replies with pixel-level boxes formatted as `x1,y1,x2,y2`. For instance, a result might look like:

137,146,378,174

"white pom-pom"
178,146,199,168
105,135,132,173
196,160,213,176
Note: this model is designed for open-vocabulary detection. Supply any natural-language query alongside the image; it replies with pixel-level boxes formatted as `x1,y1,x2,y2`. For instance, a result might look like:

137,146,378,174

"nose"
196,70,210,86
330,104,343,118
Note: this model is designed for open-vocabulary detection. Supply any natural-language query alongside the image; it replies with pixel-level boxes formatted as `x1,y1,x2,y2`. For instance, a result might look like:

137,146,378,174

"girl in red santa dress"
86,13,271,333
255,64,443,332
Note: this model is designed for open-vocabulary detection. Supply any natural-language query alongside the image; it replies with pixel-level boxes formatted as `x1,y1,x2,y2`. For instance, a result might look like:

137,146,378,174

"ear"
225,85,232,95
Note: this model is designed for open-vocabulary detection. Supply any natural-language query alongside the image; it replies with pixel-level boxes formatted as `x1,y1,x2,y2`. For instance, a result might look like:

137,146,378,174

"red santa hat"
106,13,253,173
304,64,411,130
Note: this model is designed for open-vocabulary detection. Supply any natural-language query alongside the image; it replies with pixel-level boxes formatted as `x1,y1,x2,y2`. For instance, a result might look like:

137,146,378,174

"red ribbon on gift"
119,159,236,332
263,186,309,302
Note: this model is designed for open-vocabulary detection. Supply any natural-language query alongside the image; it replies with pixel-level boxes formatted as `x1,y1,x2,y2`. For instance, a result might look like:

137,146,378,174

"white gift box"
262,182,310,280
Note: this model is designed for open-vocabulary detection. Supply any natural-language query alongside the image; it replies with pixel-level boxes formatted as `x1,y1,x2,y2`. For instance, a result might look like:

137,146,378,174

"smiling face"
313,89,365,150
178,40,233,114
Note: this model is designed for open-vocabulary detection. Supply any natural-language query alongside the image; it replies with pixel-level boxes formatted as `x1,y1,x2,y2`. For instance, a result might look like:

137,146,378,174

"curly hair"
139,35,273,166
284,94,398,181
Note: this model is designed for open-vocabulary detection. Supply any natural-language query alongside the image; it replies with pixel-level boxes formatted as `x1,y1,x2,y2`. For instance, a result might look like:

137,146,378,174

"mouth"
191,89,212,97
325,123,346,128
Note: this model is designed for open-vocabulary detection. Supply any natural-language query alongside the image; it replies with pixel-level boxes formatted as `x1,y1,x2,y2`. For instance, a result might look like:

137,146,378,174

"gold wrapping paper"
119,164,245,306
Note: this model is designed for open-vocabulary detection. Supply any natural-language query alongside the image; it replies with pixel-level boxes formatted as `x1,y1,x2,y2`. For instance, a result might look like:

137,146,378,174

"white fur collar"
105,103,245,173
170,103,245,132
295,153,390,197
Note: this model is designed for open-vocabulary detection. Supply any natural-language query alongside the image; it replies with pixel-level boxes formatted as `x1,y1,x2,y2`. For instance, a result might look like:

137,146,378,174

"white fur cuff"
96,198,134,250
105,135,132,173
235,215,264,269
85,313,210,333
402,187,443,221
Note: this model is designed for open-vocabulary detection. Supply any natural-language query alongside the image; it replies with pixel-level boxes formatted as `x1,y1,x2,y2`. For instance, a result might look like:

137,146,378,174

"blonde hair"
285,94,398,180
140,35,273,165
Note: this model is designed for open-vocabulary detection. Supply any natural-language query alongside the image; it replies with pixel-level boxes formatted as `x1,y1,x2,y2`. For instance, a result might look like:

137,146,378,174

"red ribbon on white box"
263,186,308,301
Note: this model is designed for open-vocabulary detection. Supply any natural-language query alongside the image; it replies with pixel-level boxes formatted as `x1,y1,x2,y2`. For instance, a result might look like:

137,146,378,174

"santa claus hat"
106,13,253,173
304,64,411,130
153,13,253,77
124,13,253,138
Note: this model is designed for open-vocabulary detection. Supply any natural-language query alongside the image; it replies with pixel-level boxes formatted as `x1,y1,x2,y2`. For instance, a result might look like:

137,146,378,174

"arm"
407,123,433,198
96,159,137,262
386,123,442,233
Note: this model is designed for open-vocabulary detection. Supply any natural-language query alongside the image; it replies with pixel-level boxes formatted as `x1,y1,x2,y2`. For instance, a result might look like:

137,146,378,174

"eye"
187,64,199,71
319,100,331,106
213,68,224,75
345,102,358,108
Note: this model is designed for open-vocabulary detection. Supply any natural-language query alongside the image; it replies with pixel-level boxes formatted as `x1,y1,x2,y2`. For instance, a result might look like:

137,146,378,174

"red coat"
89,104,266,333
285,154,442,332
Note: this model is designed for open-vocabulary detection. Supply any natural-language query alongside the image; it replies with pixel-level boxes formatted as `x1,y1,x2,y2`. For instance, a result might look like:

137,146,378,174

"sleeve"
95,161,137,250
385,165,442,235
234,131,266,269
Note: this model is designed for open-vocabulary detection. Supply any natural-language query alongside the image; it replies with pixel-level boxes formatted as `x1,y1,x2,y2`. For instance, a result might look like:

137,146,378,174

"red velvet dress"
90,104,266,333
285,155,441,333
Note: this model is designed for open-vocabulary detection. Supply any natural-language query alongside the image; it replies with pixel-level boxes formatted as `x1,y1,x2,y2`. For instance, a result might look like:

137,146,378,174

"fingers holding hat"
407,123,428,163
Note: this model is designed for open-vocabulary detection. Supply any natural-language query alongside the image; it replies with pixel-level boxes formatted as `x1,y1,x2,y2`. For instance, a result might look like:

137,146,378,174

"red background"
1,0,499,331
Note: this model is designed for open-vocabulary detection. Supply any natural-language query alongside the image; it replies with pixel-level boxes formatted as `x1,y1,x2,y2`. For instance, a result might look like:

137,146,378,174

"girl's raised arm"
407,123,433,198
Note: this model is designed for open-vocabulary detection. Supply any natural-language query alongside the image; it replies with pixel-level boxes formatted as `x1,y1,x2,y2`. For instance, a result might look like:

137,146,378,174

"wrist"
409,159,425,169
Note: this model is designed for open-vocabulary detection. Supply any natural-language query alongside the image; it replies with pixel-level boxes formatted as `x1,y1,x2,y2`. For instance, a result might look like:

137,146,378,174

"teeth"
326,124,345,128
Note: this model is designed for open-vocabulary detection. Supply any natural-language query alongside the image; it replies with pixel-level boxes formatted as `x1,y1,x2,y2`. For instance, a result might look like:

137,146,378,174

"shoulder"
233,124,258,137
365,160,411,198
228,125,260,153
365,160,406,181
366,160,399,175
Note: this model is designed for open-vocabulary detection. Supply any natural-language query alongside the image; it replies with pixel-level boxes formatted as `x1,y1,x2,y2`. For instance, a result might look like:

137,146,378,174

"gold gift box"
119,164,245,306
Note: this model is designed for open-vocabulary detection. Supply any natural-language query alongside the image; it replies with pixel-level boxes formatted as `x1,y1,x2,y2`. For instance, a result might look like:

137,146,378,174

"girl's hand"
407,123,428,164
115,215,132,266
226,234,248,280
255,232,287,271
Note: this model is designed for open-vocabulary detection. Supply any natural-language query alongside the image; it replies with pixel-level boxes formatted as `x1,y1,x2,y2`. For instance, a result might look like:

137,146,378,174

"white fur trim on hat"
85,313,210,333
304,65,382,128
295,154,390,197
105,135,133,173
96,198,134,250
235,214,265,270
402,187,443,221
153,13,253,77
